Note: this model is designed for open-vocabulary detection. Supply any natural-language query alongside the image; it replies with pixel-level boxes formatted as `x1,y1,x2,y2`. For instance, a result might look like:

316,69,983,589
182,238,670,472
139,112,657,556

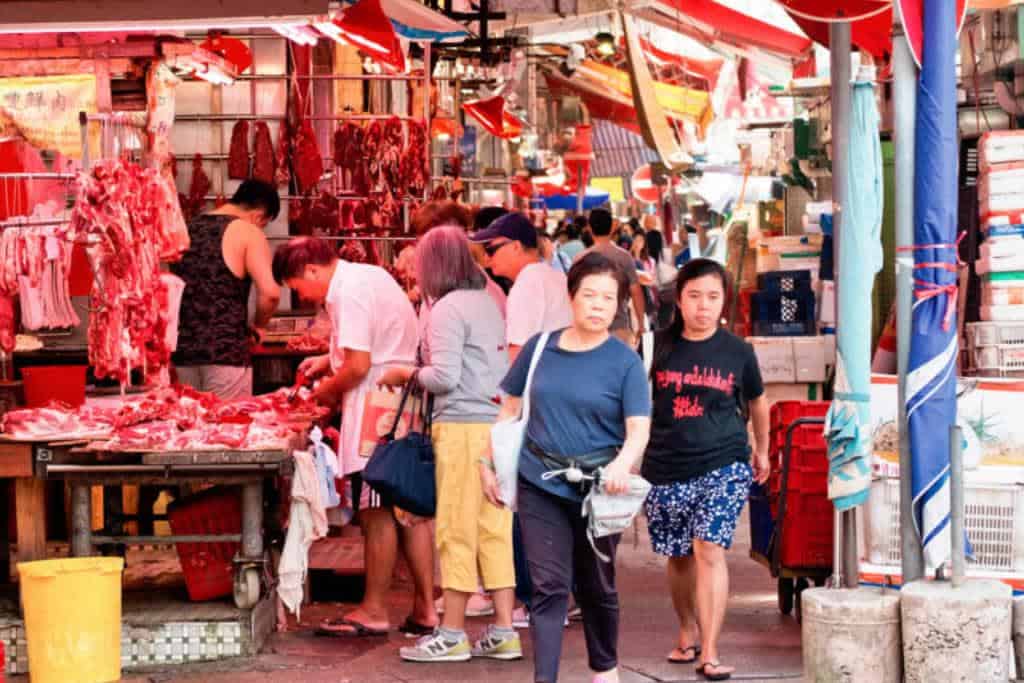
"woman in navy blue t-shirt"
480,252,651,683
643,258,770,681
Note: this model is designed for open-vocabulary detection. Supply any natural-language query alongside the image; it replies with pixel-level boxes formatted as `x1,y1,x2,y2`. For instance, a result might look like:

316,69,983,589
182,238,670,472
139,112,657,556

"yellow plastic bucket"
17,557,124,683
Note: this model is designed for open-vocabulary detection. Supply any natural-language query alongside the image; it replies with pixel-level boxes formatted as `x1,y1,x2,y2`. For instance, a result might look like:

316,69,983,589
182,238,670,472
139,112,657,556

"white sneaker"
512,606,530,629
399,630,471,663
511,607,568,629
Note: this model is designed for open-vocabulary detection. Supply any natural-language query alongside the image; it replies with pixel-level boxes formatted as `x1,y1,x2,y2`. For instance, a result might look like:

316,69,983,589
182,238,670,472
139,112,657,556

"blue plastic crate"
757,269,813,294
748,483,775,558
751,289,816,325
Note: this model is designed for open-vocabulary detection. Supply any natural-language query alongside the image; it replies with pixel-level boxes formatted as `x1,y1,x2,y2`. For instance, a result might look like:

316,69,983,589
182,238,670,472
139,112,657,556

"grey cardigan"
417,288,508,423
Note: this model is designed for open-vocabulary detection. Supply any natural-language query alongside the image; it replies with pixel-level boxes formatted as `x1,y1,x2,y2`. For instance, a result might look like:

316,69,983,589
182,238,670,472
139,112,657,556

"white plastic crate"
967,321,1024,347
864,477,1024,572
972,345,1024,371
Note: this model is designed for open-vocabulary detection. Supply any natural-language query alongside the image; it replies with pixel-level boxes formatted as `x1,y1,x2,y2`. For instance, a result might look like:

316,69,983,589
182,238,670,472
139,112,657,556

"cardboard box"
750,336,796,383
793,336,828,383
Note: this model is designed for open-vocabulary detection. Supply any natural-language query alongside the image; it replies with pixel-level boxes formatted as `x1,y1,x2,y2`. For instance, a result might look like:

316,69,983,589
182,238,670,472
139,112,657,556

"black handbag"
362,377,436,517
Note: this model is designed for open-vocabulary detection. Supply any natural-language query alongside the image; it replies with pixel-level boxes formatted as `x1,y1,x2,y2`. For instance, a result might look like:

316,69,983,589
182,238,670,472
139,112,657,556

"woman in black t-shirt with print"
642,258,770,682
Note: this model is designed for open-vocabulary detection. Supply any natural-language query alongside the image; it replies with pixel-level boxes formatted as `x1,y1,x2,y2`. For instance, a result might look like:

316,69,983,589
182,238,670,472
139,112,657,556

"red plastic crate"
769,466,828,496
775,492,834,569
772,445,828,472
167,487,242,602
770,401,830,431
771,422,829,456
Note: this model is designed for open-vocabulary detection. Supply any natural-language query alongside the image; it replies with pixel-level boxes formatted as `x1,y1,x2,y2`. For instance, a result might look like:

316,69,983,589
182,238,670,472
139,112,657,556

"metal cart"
42,446,294,609
750,416,832,622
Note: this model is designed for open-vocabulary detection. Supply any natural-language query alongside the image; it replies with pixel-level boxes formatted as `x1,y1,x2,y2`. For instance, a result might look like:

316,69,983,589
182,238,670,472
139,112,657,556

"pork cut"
252,122,276,184
227,121,250,179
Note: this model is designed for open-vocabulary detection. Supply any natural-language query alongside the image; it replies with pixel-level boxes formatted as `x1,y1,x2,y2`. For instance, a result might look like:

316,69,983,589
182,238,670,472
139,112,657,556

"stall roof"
0,0,330,33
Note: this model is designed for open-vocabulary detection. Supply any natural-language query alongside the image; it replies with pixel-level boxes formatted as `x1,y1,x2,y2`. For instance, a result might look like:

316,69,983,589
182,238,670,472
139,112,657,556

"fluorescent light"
0,16,324,34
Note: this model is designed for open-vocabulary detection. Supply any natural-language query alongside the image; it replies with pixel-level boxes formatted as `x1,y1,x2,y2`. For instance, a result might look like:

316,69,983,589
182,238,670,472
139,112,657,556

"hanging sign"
897,0,968,69
0,74,98,158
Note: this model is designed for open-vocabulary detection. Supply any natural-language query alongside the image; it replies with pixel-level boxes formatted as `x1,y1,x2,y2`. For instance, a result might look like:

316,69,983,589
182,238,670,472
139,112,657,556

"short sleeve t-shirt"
325,260,418,372
502,331,651,500
641,328,764,486
506,262,573,347
579,242,639,331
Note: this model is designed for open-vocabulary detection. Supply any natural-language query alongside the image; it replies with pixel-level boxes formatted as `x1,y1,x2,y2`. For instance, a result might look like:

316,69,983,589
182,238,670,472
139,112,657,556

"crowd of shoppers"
270,201,765,682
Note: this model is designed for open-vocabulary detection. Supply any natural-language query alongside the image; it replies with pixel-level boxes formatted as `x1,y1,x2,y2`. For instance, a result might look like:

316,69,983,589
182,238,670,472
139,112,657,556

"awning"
375,0,469,42
0,0,329,32
590,120,659,179
648,0,813,60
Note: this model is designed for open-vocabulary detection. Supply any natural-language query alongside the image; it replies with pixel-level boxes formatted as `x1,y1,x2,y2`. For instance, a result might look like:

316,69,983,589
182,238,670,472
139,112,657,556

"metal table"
42,447,295,609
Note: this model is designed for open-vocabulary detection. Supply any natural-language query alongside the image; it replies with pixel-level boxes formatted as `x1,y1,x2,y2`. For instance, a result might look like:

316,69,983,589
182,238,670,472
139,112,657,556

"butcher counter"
0,434,304,609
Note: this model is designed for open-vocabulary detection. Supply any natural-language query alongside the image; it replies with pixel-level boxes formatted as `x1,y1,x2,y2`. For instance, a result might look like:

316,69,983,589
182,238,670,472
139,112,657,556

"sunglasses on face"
484,240,511,257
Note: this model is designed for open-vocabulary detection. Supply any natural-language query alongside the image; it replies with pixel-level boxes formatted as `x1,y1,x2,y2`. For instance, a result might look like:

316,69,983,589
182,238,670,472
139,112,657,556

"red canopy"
788,7,893,60
655,0,813,59
776,0,889,21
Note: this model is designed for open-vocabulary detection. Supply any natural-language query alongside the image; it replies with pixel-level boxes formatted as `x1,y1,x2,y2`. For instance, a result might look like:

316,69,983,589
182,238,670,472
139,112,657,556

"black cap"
469,212,537,249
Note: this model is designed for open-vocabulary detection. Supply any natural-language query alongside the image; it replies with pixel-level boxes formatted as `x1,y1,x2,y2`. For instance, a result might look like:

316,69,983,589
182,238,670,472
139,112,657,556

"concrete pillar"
802,587,902,683
902,580,1012,683
1012,596,1024,676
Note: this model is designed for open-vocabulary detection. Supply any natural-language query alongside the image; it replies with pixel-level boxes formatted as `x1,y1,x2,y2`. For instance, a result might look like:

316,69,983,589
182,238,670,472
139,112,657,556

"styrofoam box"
793,337,828,383
967,321,1024,347
982,285,1024,306
864,476,1024,572
750,336,795,383
979,131,1024,170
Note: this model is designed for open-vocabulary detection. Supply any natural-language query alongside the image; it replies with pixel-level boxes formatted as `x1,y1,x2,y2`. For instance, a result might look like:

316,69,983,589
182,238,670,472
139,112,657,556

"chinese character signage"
0,74,98,158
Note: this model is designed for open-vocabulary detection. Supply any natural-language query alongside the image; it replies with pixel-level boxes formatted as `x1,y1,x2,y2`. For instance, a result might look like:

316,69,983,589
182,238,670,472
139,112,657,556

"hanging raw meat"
402,119,429,198
293,121,323,195
227,121,251,179
252,122,276,184
274,123,291,188
181,154,211,222
64,159,176,385
308,192,340,235
0,294,14,354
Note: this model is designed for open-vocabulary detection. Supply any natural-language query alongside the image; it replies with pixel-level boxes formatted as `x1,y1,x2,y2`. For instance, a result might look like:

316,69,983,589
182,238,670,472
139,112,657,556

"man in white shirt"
274,237,437,639
470,212,572,362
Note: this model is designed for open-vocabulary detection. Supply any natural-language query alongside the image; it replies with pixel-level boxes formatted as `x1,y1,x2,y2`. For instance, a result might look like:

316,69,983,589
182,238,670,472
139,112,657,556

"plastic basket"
748,484,774,558
770,401,831,432
21,365,86,409
751,289,816,324
972,344,1024,371
863,477,1024,572
752,320,816,337
967,321,1024,347
167,486,242,602
775,492,834,569
770,466,827,496
757,269,813,294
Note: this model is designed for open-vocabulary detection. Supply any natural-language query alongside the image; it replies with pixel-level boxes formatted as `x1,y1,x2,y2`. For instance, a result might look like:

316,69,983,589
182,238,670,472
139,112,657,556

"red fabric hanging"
462,96,524,139
333,0,407,73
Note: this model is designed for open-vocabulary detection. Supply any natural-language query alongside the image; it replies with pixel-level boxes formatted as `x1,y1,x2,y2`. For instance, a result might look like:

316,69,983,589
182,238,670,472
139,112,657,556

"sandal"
315,616,389,638
667,645,701,664
398,616,436,638
696,661,734,681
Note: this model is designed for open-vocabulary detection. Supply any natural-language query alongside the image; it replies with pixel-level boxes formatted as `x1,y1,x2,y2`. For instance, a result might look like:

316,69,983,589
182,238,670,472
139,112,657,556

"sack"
582,473,652,562
358,386,421,457
362,382,436,517
491,331,550,510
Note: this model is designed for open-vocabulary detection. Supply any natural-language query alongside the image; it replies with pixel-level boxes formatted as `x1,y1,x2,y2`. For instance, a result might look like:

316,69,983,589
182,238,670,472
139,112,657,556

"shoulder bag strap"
519,331,550,421
384,378,415,441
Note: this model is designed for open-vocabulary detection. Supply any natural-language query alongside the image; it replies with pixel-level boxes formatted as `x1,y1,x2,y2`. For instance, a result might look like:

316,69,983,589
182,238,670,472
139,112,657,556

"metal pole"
70,483,92,557
893,1,925,584
829,20,859,589
949,425,965,587
241,481,264,560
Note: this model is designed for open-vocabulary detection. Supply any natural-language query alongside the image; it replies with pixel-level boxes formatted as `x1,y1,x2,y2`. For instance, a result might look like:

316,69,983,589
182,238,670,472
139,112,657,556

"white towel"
277,449,327,618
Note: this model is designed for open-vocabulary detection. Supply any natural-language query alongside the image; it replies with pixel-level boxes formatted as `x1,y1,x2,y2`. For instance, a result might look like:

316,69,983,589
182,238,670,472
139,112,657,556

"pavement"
113,510,804,683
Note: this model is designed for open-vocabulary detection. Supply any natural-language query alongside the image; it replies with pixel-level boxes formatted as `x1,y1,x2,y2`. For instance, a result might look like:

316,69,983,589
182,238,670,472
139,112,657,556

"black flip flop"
696,661,733,681
667,645,701,664
315,616,389,638
398,617,436,638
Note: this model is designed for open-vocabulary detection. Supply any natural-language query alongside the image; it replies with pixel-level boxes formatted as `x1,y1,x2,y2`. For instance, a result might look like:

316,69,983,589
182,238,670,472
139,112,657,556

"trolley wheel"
777,577,795,616
233,567,261,610
794,578,810,624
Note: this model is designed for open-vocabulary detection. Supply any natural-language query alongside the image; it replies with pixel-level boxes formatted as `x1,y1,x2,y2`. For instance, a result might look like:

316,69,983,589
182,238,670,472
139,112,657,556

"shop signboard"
0,74,98,158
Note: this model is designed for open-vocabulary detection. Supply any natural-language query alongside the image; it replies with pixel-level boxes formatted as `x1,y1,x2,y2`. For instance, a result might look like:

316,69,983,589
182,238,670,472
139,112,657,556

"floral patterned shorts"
645,461,753,557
